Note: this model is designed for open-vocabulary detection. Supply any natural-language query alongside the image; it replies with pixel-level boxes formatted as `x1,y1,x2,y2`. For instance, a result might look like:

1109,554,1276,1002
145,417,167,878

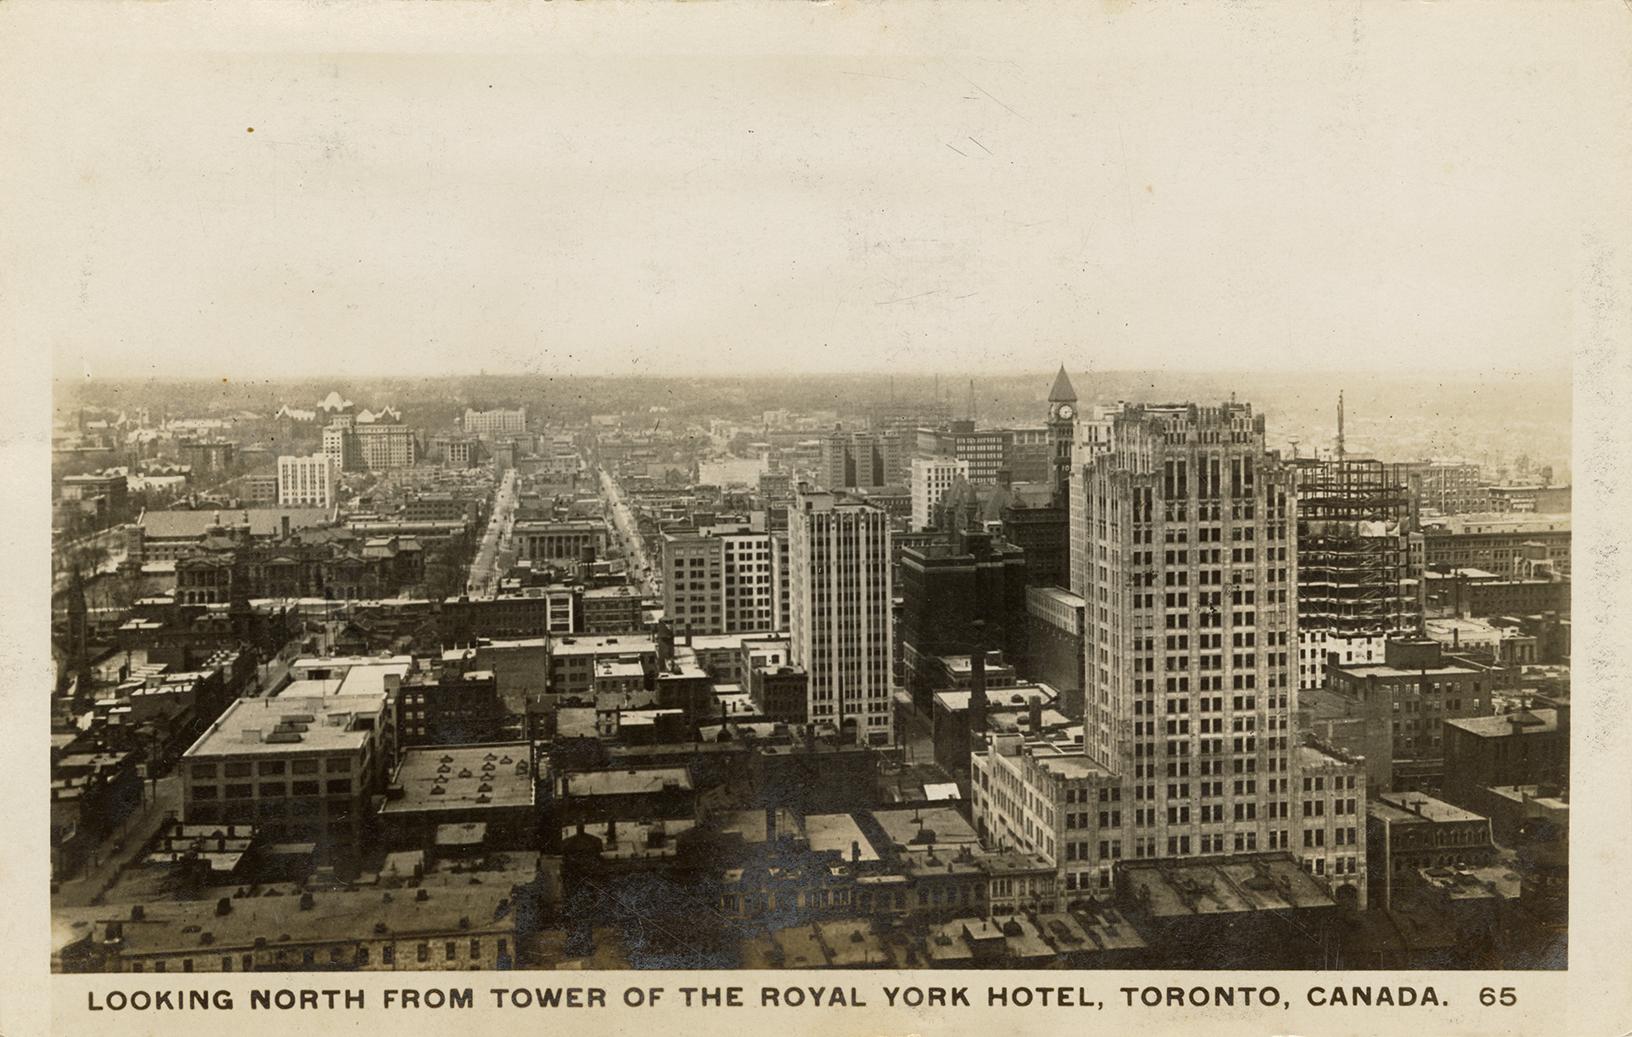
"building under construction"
1294,458,1416,633
1293,458,1420,689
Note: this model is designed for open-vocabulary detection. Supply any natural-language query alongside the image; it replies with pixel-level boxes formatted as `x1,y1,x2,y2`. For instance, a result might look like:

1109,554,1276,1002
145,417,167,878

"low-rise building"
379,742,537,851
1441,707,1567,815
180,693,390,865
970,731,1120,904
1326,638,1497,790
1294,742,1369,908
1366,791,1497,910
62,881,526,973
515,520,607,566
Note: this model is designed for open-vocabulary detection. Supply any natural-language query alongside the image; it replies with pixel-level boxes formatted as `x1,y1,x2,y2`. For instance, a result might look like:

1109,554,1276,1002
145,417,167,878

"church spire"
1048,364,1078,404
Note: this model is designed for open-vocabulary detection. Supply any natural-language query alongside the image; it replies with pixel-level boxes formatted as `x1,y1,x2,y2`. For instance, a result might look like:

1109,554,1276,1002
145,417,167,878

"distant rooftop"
1431,513,1570,535
140,507,332,539
560,767,692,798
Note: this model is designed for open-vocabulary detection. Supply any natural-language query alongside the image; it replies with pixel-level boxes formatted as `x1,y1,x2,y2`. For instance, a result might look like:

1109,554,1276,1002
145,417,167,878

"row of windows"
192,758,352,779
192,779,353,799
128,937,511,973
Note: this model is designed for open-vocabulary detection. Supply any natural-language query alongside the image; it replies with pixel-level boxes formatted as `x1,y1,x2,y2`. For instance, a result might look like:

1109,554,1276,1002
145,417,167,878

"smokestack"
969,624,989,736
1028,698,1044,735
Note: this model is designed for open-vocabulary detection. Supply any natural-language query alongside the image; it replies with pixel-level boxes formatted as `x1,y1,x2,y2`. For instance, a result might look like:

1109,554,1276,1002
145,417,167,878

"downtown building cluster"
50,370,1569,972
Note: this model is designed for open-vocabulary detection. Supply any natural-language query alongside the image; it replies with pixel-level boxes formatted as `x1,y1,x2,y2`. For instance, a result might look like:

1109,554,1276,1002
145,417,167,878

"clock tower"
1046,364,1078,507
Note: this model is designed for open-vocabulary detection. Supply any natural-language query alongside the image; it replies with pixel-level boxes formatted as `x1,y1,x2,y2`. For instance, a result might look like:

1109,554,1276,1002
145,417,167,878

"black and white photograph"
4,1,1629,1034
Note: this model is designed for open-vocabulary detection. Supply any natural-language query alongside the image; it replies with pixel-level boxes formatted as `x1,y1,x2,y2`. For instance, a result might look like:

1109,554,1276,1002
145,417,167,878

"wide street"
598,466,657,598
466,468,519,599
52,775,181,909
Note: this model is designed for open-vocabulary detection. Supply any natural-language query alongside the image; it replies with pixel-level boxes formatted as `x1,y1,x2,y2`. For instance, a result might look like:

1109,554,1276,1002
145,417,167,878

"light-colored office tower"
277,453,339,508
910,456,968,531
789,487,894,744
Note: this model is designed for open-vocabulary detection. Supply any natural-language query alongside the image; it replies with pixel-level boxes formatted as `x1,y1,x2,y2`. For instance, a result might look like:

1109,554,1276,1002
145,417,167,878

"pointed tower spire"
1048,364,1078,404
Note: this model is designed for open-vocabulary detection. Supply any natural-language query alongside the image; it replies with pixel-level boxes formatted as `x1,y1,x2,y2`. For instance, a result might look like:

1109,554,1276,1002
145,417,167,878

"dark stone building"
898,530,1029,711
1441,705,1568,816
999,504,1070,590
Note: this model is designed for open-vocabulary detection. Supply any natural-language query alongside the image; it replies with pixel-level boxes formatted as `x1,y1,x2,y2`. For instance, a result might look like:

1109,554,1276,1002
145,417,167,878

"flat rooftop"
275,678,345,698
140,507,333,539
1373,791,1488,825
934,683,1056,713
713,808,804,845
290,654,413,676
1432,513,1570,535
64,884,519,957
803,813,879,862
560,766,693,797
871,806,979,848
1028,586,1085,608
336,661,413,696
1444,708,1559,739
1424,617,1514,642
551,635,655,657
381,742,534,814
186,694,384,758
1120,854,1335,917
566,818,697,860
555,707,598,738
1029,747,1115,780
1488,784,1570,814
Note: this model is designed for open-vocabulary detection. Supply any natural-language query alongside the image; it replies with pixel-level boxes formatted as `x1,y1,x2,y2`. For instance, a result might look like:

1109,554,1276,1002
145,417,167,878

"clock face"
1056,404,1075,421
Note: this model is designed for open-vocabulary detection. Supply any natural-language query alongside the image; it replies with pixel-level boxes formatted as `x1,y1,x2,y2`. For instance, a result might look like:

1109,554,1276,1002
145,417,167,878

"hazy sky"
5,2,1627,381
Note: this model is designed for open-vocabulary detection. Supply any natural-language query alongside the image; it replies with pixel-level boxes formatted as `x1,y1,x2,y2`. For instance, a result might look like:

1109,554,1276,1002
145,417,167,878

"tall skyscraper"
818,430,905,490
976,400,1368,907
1077,402,1298,860
789,486,895,744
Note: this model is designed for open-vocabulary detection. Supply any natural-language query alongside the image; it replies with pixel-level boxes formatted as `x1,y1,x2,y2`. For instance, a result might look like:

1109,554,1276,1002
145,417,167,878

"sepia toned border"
3,2,1630,1034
